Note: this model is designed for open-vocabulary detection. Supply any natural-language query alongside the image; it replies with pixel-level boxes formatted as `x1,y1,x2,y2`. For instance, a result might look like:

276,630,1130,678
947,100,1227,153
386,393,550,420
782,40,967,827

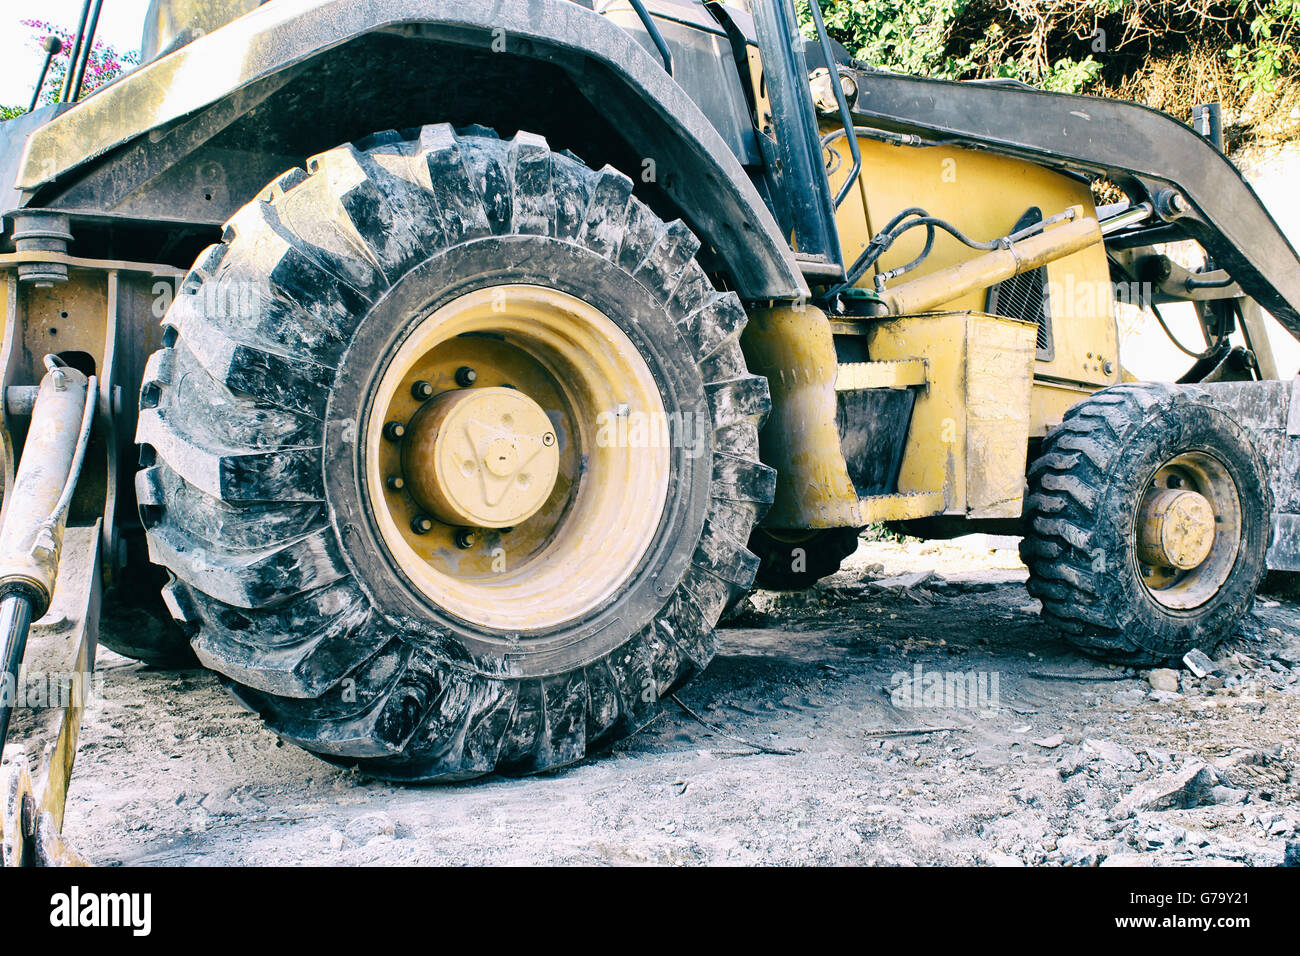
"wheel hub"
1136,488,1216,570
402,387,559,529
1135,451,1241,609
363,284,670,632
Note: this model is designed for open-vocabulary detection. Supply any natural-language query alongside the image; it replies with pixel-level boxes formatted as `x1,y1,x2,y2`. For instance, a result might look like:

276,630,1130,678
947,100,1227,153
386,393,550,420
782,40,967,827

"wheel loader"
2,0,1299,859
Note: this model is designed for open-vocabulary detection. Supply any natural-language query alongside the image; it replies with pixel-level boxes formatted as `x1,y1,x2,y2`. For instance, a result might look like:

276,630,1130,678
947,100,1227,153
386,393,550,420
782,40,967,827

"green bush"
799,0,1299,98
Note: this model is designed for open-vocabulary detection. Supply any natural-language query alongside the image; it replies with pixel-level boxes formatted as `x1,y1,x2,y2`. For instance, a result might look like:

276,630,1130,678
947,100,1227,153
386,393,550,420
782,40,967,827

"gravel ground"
36,536,1300,866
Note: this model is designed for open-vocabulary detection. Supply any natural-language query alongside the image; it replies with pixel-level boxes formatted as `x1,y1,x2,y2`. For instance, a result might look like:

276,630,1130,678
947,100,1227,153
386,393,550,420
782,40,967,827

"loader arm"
842,68,1300,339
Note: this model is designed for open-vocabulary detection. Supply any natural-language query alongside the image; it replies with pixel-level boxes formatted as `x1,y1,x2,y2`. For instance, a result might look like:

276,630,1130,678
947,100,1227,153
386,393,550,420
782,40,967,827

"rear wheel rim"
1135,450,1241,610
364,284,670,632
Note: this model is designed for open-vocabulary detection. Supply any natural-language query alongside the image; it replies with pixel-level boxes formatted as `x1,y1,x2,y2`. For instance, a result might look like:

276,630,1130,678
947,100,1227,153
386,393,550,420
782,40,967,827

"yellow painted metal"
365,284,669,632
0,263,144,580
1137,488,1216,570
741,304,946,528
29,522,100,847
867,311,1038,518
823,133,1121,437
1028,379,1095,434
834,359,926,391
0,251,186,278
1238,297,1280,380
0,754,35,866
402,386,559,529
741,303,862,528
873,211,1101,316
858,490,946,523
1138,452,1242,608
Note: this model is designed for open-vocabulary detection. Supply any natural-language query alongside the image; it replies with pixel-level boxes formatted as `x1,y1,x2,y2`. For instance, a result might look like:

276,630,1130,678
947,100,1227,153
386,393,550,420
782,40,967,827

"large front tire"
136,126,774,780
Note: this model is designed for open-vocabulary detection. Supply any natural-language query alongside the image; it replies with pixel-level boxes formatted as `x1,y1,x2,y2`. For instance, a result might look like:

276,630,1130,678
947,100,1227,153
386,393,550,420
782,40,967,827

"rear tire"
136,126,774,780
1021,382,1270,665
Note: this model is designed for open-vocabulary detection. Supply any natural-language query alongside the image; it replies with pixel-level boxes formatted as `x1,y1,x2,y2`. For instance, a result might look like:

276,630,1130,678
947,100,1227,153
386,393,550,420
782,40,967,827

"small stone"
1148,669,1180,692
1084,738,1142,771
1112,688,1146,707
1274,646,1300,666
1057,835,1103,866
328,830,346,851
1033,734,1064,749
1110,760,1219,819
1057,746,1088,778
344,811,397,844
1183,649,1215,678
1209,785,1248,806
871,571,934,591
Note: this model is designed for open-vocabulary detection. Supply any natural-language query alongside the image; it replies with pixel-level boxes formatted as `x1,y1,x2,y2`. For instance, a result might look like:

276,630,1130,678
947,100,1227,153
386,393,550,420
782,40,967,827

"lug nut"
455,528,476,549
384,421,406,441
410,514,433,535
455,366,477,388
386,475,405,491
542,432,555,447
411,380,434,401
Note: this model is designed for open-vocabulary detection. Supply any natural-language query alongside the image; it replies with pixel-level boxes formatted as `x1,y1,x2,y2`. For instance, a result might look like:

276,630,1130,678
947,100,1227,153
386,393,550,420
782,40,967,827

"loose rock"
1148,669,1180,693
344,812,397,844
1110,761,1220,819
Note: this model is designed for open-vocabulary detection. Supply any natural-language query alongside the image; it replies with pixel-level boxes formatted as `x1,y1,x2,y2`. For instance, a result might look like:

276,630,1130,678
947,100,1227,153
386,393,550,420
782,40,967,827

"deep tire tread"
1022,382,1270,665
140,126,773,782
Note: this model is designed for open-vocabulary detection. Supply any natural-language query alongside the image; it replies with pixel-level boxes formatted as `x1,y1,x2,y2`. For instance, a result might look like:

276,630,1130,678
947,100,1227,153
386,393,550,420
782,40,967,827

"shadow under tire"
1021,382,1271,665
747,526,860,591
135,125,774,781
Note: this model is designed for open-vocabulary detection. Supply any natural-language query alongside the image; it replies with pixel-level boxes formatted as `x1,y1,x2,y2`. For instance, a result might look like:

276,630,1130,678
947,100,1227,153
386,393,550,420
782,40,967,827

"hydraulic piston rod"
0,360,95,751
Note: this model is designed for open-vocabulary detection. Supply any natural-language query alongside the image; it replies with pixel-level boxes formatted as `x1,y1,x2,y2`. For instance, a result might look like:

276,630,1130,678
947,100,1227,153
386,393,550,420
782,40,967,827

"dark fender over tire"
1021,382,1271,665
135,125,775,781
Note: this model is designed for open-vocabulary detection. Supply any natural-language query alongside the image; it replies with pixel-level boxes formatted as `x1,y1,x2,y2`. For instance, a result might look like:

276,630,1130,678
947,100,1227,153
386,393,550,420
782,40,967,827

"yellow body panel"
867,312,1038,518
741,304,862,528
826,134,1121,438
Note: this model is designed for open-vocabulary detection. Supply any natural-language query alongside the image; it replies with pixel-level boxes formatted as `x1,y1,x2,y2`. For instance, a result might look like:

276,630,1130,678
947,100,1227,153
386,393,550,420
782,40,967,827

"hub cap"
1135,451,1241,609
364,285,670,632
403,387,560,529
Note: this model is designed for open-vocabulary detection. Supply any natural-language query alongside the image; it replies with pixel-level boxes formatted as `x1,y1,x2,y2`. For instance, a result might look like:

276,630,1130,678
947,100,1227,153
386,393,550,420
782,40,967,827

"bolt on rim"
364,284,671,632
1134,450,1242,610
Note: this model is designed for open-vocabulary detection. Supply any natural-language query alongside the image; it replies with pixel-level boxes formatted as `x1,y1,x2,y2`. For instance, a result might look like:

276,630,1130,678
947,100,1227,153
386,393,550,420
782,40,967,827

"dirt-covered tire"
135,125,775,781
1021,382,1271,665
747,527,860,590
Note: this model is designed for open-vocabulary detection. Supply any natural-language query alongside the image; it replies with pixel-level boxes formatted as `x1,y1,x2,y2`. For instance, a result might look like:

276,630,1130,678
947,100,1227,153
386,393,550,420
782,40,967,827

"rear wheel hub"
1135,451,1241,609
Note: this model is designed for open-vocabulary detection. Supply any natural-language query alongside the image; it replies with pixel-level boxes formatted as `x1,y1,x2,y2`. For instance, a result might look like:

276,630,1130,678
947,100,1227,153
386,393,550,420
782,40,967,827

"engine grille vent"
986,207,1053,358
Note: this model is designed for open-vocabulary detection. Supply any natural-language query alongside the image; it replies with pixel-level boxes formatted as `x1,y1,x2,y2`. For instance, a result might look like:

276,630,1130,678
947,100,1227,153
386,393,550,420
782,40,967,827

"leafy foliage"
4,18,140,118
799,0,1299,99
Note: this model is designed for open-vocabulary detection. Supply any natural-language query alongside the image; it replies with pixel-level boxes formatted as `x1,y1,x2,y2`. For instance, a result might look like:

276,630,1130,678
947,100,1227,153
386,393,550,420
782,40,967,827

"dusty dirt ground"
37,536,1300,866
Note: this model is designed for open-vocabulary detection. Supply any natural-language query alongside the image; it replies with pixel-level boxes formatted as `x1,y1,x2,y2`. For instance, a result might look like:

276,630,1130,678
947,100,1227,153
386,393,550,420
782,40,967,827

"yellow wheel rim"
1135,451,1241,610
365,285,670,632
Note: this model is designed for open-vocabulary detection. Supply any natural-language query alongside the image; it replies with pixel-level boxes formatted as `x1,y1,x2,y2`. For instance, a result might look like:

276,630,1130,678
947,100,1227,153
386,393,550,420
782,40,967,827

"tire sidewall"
324,234,712,677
